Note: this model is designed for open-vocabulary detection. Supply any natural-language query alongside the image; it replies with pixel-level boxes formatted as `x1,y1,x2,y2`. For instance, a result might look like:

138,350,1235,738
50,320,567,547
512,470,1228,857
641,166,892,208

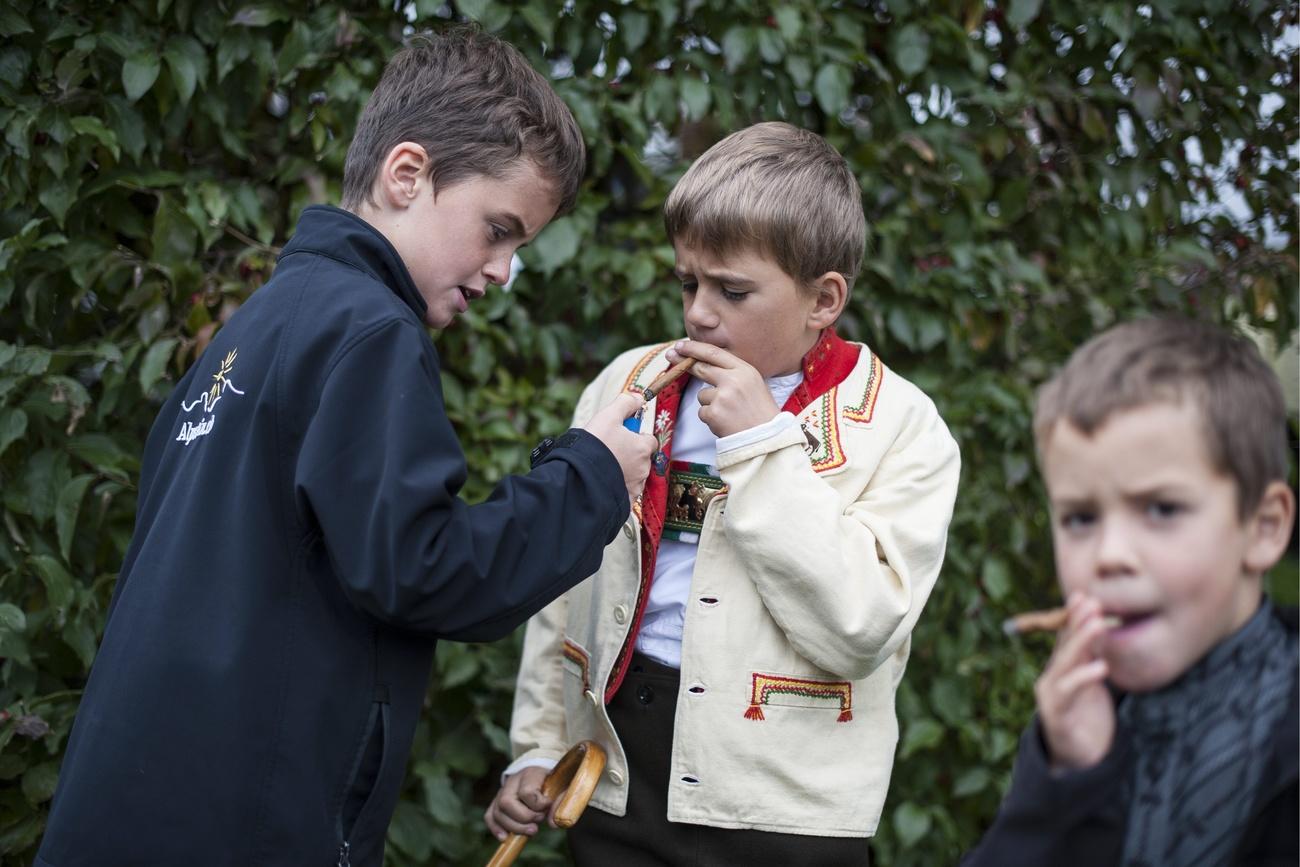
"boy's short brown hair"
341,26,585,214
1034,316,1291,516
663,122,866,291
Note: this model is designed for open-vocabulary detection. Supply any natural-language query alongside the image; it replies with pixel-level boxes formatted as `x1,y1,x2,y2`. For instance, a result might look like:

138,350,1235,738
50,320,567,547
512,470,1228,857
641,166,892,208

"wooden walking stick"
485,740,607,867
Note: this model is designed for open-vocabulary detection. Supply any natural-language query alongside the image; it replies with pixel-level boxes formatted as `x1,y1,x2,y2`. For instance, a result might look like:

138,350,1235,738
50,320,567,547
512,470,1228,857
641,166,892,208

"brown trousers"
567,653,872,866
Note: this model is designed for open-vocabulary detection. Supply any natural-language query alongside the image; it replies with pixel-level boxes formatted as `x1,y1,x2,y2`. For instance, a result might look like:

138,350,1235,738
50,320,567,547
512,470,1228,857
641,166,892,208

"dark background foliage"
0,0,1295,863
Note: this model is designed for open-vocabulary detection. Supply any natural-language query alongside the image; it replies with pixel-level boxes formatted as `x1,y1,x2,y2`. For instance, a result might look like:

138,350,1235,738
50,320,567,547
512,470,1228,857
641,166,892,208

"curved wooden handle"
485,740,608,867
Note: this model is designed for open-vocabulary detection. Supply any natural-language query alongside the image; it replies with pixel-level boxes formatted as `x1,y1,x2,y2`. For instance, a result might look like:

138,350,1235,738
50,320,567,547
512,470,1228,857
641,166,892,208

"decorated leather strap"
663,461,727,543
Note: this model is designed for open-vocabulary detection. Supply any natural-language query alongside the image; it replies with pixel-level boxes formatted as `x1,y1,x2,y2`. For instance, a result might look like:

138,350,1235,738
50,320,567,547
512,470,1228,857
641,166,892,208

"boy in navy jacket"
965,318,1297,866
37,28,655,867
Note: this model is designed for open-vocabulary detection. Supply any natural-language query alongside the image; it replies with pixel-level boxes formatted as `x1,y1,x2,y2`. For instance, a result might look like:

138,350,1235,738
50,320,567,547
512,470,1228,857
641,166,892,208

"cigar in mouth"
1002,607,1123,636
643,357,696,401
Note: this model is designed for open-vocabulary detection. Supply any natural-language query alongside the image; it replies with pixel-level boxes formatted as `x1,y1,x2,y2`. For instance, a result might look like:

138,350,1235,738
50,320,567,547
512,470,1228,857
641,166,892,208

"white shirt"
635,371,803,668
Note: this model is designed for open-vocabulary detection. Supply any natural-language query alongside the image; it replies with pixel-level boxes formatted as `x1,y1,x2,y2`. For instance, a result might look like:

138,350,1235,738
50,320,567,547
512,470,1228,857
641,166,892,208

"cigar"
1002,606,1122,636
643,357,696,400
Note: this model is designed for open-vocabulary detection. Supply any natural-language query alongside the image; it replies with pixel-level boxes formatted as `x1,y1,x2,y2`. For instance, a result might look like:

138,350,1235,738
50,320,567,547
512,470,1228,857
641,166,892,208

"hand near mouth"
1034,593,1116,772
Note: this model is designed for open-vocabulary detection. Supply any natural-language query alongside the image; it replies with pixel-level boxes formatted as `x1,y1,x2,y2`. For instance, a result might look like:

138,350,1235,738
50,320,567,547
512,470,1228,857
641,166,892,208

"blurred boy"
485,122,961,864
965,317,1297,866
37,28,655,867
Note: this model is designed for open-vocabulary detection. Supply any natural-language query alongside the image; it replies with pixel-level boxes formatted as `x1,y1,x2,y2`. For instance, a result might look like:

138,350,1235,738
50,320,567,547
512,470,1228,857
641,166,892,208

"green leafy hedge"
1,0,1295,863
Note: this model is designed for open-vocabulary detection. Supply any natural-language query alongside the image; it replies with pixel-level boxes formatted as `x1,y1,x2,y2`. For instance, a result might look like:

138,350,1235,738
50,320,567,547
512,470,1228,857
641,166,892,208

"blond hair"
1034,317,1290,517
663,122,865,291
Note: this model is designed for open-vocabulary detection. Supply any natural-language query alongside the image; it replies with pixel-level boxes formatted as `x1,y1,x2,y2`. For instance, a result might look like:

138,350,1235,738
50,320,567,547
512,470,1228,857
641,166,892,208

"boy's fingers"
1051,658,1109,699
674,339,738,368
1045,614,1107,677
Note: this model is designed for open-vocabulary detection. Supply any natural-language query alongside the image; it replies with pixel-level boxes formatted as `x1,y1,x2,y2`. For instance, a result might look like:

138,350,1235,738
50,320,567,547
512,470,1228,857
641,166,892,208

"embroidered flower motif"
654,409,671,434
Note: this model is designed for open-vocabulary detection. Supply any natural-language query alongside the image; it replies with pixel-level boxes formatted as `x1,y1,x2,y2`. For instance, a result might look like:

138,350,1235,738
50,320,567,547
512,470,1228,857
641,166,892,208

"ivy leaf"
982,557,1012,601
56,475,95,563
890,24,930,78
22,763,59,807
722,27,754,72
70,116,120,160
529,216,581,276
893,802,932,848
164,36,207,104
620,11,649,53
900,718,944,758
0,602,25,633
680,76,711,121
814,63,851,116
37,177,80,227
1007,0,1044,28
30,555,75,612
0,7,34,37
138,338,179,394
230,4,289,27
122,52,161,102
0,408,27,460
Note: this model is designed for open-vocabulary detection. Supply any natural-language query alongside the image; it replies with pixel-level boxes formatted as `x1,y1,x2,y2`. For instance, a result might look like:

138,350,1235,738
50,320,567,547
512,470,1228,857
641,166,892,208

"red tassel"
744,705,765,721
837,709,853,723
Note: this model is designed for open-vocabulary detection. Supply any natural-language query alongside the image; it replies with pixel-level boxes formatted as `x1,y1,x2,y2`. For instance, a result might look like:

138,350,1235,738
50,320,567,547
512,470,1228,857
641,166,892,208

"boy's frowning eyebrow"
672,266,757,287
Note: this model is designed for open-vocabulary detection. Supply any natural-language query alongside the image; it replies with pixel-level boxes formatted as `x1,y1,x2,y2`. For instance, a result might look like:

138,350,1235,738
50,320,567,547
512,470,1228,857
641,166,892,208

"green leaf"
30,555,75,612
893,801,932,848
139,338,179,394
722,27,754,73
0,7,34,37
814,63,851,116
890,24,931,78
620,11,649,53
899,717,944,758
0,602,25,633
22,762,59,806
0,408,27,460
164,36,207,104
70,116,121,160
230,4,288,27
529,216,581,276
276,20,312,79
56,475,95,563
37,177,80,227
952,767,990,797
680,77,711,121
519,1,554,44
774,7,801,41
981,557,1011,601
122,52,162,102
62,616,98,669
387,800,434,860
1007,0,1043,28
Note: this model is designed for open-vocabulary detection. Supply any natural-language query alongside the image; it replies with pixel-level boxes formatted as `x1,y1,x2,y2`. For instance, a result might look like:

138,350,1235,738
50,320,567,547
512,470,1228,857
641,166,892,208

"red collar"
782,327,862,413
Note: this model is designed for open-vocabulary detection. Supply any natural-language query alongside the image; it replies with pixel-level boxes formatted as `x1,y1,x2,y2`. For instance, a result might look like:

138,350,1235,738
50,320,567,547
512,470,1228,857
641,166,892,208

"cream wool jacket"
509,340,961,837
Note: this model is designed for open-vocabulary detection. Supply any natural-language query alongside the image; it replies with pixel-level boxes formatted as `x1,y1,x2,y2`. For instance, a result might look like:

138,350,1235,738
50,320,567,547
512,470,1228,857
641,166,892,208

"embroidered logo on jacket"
175,348,244,446
744,672,853,723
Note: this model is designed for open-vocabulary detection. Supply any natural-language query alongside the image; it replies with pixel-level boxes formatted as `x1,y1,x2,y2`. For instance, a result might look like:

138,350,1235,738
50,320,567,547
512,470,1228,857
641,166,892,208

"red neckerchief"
603,328,862,702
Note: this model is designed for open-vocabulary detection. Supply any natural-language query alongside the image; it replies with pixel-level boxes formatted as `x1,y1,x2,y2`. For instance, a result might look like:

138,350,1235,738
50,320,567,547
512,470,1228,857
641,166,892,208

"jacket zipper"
336,841,350,867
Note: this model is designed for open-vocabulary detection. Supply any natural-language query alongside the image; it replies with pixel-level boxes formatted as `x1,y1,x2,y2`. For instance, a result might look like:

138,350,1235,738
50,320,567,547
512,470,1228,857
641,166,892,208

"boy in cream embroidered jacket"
486,123,961,846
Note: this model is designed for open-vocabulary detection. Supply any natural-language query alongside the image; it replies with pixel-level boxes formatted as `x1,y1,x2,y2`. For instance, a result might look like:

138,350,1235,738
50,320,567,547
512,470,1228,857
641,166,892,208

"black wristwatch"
530,430,582,469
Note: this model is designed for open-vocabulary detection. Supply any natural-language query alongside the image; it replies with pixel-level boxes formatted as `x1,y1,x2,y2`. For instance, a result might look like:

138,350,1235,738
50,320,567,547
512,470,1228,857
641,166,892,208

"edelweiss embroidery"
744,672,853,723
175,348,245,446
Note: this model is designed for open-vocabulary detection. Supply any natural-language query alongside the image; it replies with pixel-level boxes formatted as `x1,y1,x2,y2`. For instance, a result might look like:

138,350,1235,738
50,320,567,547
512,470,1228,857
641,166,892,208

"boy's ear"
374,142,431,210
806,271,848,331
1243,480,1296,575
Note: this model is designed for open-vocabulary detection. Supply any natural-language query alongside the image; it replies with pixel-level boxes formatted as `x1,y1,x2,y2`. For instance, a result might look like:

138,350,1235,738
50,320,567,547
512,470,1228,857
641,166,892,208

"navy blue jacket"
963,606,1299,867
37,206,628,867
